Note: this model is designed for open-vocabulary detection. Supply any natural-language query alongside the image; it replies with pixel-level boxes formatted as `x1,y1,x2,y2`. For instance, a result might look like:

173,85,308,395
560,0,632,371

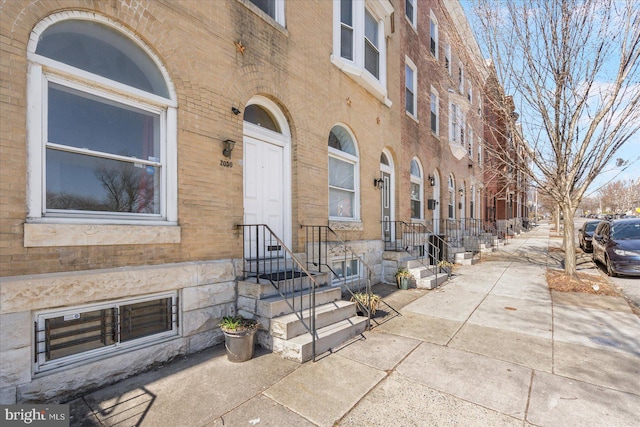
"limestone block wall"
0,260,237,404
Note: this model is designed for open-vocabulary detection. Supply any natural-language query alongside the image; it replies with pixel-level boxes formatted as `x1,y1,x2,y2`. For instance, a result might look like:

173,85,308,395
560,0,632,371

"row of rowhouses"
0,0,526,403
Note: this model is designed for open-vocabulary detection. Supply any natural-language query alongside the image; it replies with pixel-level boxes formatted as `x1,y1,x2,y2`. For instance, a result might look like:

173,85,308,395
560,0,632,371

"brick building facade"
0,0,505,403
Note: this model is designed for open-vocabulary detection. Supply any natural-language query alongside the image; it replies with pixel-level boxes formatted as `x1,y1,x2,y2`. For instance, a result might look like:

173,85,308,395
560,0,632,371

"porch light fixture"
373,177,384,189
231,107,241,115
458,188,464,197
223,139,235,158
428,175,435,186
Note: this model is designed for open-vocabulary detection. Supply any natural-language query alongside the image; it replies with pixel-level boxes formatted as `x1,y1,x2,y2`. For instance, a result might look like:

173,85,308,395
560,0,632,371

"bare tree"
473,0,640,277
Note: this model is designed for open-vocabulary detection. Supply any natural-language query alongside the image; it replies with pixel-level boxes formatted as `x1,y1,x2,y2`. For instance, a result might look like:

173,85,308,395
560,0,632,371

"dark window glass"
244,104,280,132
249,0,276,18
44,309,115,361
364,10,379,78
120,299,172,342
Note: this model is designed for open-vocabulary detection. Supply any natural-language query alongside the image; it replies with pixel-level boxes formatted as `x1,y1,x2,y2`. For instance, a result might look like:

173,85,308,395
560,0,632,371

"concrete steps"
455,251,479,265
273,316,368,363
270,300,356,340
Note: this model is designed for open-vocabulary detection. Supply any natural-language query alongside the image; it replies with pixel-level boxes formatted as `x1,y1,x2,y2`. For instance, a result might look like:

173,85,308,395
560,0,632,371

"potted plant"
437,260,454,277
395,267,412,290
350,292,382,317
219,315,260,362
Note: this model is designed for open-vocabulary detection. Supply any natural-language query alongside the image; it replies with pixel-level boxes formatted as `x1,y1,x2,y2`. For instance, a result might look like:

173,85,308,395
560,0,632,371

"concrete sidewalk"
69,224,640,427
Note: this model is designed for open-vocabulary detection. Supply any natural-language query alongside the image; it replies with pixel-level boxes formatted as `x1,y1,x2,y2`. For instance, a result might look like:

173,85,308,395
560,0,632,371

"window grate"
35,296,178,367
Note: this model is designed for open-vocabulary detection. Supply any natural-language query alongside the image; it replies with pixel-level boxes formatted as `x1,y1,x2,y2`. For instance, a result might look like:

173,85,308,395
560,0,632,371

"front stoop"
406,259,448,290
273,316,368,363
455,251,479,265
238,274,368,363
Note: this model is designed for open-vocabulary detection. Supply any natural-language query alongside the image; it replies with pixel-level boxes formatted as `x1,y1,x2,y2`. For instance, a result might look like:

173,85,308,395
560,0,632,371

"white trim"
25,12,178,242
380,147,395,225
329,124,360,221
243,96,292,249
410,158,424,220
405,56,417,118
331,0,392,107
430,86,440,136
405,0,417,28
430,10,439,60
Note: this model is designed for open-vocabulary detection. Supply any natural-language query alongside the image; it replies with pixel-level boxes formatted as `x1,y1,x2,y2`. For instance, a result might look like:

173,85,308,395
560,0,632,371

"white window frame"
468,126,474,159
467,79,473,103
449,102,465,146
34,291,179,374
328,125,360,221
410,158,423,220
405,57,417,118
458,63,465,93
430,10,439,59
244,0,286,26
25,12,179,247
331,257,361,284
332,0,393,106
430,87,440,135
478,137,483,166
405,0,417,28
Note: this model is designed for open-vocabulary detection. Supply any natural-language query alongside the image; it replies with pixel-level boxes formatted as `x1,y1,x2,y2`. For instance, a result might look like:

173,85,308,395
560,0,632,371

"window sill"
406,111,419,123
328,220,363,231
24,223,181,247
448,141,467,160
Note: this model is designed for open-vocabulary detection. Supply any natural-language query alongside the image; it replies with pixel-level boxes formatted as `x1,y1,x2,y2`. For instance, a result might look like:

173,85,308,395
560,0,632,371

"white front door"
243,135,285,258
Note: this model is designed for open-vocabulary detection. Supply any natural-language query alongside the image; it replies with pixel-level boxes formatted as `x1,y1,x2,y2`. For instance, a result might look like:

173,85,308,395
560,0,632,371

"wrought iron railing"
301,225,374,329
237,224,319,360
382,220,452,278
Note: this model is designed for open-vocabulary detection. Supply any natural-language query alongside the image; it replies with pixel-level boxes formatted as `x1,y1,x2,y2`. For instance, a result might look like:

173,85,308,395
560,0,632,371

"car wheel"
605,255,617,277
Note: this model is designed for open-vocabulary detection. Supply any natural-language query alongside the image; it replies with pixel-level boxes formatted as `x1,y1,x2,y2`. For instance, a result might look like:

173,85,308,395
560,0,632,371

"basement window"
34,293,179,373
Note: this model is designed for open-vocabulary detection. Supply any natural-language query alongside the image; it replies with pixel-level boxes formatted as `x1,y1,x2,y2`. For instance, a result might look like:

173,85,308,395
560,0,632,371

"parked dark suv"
578,220,601,252
592,218,640,276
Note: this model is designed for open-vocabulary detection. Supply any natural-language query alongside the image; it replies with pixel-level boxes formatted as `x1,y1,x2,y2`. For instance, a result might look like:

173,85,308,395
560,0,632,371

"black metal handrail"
237,224,319,361
301,225,374,329
382,220,453,282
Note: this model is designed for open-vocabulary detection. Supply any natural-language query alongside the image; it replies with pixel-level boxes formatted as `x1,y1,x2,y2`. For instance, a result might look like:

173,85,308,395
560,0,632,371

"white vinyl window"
27,15,177,227
329,125,359,220
430,88,439,135
467,79,473,103
449,103,465,145
478,137,483,166
410,159,423,219
468,127,474,158
332,0,393,104
458,63,465,93
430,11,439,59
405,0,416,27
35,292,179,373
247,0,286,25
405,57,417,117
332,258,360,283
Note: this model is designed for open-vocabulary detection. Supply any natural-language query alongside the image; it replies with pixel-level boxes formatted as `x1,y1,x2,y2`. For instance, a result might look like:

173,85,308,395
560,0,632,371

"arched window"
448,174,456,219
410,159,423,219
328,126,359,219
27,14,177,231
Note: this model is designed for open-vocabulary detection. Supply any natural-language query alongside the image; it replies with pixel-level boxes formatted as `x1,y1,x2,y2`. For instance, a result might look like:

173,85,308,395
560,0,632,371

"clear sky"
460,0,640,196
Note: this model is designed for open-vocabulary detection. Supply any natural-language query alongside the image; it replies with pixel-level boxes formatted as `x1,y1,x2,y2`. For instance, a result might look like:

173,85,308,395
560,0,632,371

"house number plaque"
220,160,233,168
